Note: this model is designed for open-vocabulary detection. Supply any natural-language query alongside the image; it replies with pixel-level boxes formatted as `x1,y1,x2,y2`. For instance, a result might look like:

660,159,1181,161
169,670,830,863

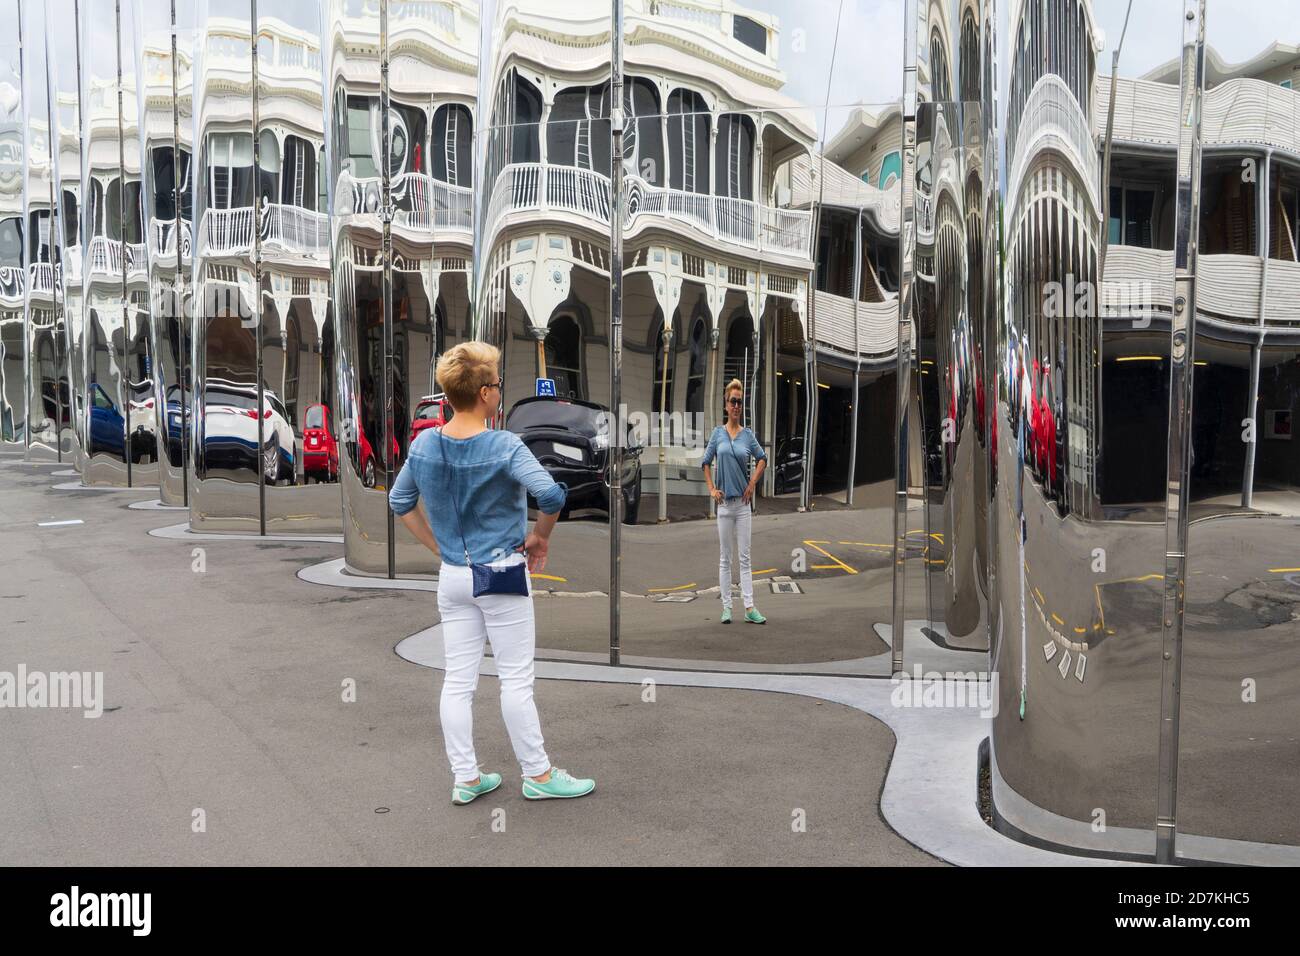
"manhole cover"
651,592,697,603
770,580,801,594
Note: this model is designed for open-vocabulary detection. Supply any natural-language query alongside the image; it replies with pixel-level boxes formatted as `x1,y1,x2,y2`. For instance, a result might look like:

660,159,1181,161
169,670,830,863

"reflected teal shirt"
700,425,766,499
388,428,566,566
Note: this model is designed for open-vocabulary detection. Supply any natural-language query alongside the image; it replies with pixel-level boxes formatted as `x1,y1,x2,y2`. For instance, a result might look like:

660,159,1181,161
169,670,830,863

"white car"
202,379,296,483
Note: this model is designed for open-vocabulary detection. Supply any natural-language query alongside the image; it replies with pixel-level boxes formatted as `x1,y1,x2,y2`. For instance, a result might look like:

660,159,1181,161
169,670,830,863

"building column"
1244,149,1270,509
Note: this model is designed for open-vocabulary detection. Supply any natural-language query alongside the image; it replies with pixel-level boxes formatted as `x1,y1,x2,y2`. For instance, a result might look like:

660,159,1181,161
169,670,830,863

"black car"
772,435,805,494
505,397,642,524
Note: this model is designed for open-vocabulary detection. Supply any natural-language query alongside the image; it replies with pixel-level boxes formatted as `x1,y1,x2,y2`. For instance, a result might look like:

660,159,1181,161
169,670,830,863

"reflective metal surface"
1,0,27,454
7,0,1299,863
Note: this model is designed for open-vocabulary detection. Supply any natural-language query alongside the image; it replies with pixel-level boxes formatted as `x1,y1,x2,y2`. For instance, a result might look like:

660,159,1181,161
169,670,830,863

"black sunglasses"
482,379,503,391
727,396,744,406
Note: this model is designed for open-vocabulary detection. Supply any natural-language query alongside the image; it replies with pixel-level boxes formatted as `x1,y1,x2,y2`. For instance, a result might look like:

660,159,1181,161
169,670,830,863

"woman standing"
389,341,595,805
701,378,768,625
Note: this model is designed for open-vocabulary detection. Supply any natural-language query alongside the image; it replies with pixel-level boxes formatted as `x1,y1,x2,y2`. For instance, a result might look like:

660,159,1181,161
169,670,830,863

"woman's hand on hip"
710,486,724,504
519,532,549,573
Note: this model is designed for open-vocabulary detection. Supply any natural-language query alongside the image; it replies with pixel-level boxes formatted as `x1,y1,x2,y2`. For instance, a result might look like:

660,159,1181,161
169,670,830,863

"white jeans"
437,553,550,783
716,497,754,610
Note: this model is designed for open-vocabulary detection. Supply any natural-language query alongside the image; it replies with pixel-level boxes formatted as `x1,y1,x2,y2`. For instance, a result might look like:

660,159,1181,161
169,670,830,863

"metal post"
1156,0,1207,867
250,0,264,532
609,0,624,666
116,0,132,485
171,0,187,506
40,15,64,463
657,324,670,523
891,0,920,673
380,0,395,577
1099,1,1134,278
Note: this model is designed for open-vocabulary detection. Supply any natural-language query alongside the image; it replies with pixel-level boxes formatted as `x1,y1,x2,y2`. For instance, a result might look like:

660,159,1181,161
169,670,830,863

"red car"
409,393,452,444
302,403,338,482
356,420,401,489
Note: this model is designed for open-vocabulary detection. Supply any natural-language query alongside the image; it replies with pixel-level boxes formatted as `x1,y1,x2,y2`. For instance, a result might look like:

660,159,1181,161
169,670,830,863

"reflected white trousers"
437,555,550,783
716,497,754,610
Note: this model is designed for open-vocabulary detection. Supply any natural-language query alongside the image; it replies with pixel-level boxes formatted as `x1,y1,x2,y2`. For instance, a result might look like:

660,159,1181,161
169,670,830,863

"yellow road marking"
532,574,567,582
647,582,696,592
1051,613,1065,626
804,540,858,575
1268,567,1300,573
753,568,778,575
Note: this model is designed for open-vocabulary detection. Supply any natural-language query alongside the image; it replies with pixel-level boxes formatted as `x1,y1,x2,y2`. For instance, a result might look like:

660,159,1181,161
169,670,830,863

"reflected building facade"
4,0,1298,865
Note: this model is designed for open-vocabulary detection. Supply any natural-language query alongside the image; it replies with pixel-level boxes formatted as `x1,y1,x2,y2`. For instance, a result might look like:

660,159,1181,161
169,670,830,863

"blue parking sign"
536,378,556,397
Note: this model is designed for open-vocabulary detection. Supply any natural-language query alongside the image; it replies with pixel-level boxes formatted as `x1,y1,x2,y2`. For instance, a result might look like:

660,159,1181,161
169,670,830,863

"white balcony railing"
392,172,474,234
812,289,901,357
201,206,255,257
1007,73,1099,210
261,202,329,254
1097,75,1300,154
199,204,327,257
87,235,123,277
28,262,55,297
483,162,813,259
1101,245,1175,316
149,218,193,260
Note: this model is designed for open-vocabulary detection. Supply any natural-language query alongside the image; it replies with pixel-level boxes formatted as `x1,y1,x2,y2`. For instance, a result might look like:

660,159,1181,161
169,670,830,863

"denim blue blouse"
700,425,767,499
388,428,566,566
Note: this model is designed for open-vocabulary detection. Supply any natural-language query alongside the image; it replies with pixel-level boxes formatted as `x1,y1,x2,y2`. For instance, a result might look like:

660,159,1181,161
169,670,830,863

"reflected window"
732,15,767,54
544,315,584,401
281,135,317,210
0,216,21,265
715,113,754,201
686,317,707,418
207,132,254,210
431,104,472,187
548,84,612,176
61,191,78,247
1108,184,1155,248
258,130,281,207
624,78,662,185
667,89,710,194
344,99,380,179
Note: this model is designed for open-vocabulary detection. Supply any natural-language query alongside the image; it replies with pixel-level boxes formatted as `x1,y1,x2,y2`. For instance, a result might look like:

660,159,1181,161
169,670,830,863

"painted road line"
1268,567,1300,573
38,519,84,527
532,573,567,583
804,540,857,575
647,582,697,593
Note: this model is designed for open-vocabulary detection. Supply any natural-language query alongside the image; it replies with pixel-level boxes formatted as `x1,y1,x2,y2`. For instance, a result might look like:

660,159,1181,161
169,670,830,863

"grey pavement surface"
0,465,943,866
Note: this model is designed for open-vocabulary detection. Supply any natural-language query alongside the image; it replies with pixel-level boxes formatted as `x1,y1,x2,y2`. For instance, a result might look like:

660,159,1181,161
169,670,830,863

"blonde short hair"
725,378,744,402
436,341,501,410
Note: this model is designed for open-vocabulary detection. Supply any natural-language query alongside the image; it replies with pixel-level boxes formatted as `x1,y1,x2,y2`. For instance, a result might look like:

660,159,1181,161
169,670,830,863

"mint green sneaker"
745,607,767,625
720,606,732,624
452,772,502,805
521,767,595,801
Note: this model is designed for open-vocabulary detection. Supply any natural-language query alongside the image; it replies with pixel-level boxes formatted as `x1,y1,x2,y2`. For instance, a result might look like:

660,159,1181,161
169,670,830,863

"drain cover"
652,593,697,603
770,578,802,595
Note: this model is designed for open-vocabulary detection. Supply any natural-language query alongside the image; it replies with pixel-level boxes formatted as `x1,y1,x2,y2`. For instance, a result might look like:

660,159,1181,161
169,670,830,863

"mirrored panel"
22,0,65,462
989,0,1181,858
137,0,194,505
1176,0,1300,855
49,0,86,471
610,0,905,671
907,0,996,670
334,0,480,574
120,0,160,485
81,0,133,485
191,0,261,527
257,0,339,532
0,0,25,454
474,0,613,643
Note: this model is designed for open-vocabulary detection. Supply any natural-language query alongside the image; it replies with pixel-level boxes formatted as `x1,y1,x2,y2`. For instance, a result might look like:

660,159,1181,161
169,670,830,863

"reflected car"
88,381,125,456
409,393,452,444
354,419,399,489
302,403,338,483
203,379,296,484
772,435,805,495
504,396,642,524
163,385,190,463
127,382,159,464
